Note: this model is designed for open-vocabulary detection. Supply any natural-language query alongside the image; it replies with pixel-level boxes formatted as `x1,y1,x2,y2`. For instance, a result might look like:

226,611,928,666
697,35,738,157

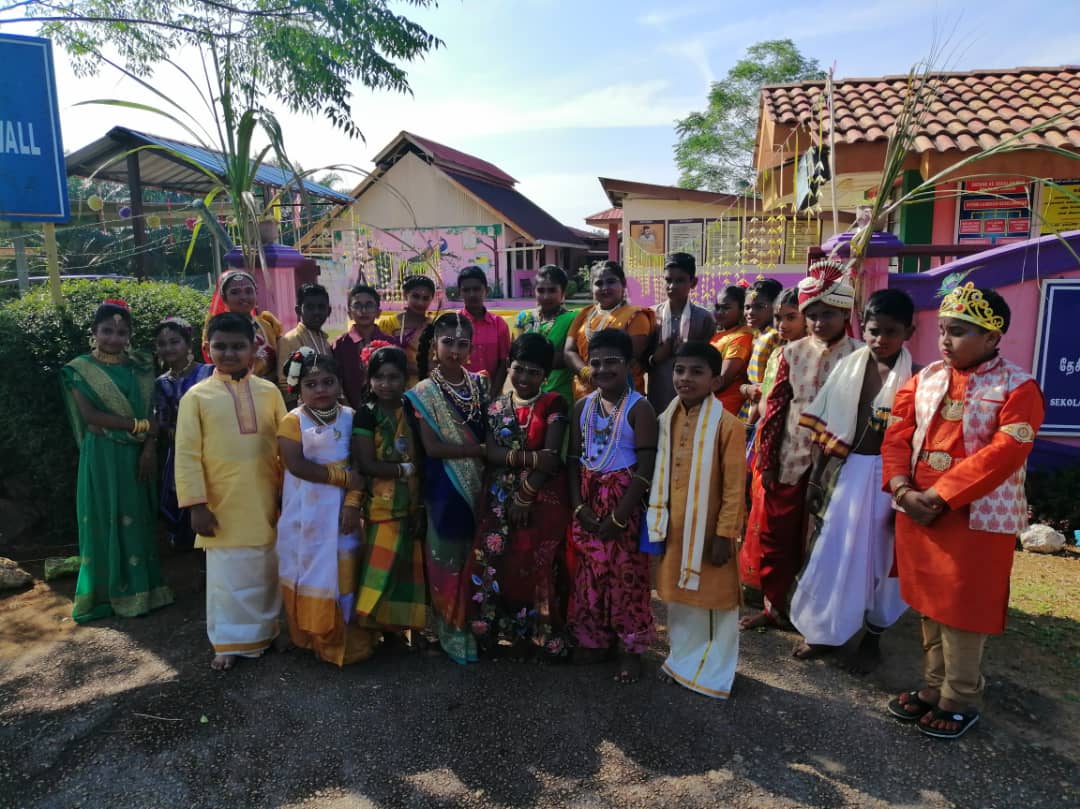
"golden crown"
938,282,1005,332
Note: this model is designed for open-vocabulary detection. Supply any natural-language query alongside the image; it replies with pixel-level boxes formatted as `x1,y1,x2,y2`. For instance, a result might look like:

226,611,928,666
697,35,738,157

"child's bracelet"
573,503,586,519
610,512,628,529
344,491,365,509
520,479,538,496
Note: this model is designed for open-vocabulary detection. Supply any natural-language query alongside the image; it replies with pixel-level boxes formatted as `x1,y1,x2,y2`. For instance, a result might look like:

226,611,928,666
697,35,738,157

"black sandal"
918,707,980,739
887,690,937,721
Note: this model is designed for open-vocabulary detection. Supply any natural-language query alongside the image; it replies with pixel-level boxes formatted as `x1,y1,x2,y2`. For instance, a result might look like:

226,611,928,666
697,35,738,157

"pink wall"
931,182,958,245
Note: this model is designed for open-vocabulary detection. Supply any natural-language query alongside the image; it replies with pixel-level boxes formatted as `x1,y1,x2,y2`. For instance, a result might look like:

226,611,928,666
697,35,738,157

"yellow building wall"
330,152,504,231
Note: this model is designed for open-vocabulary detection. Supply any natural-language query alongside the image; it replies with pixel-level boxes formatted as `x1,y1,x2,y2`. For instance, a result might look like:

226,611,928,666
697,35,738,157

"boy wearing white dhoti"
175,313,287,670
648,342,745,699
790,289,915,670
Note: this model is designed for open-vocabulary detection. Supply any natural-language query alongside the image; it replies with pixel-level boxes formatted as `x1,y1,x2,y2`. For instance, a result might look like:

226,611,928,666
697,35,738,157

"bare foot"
739,611,776,631
844,634,883,675
792,641,837,660
614,653,642,684
210,654,237,671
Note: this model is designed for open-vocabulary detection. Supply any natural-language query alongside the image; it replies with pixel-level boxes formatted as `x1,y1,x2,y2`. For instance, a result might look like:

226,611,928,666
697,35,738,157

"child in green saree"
61,300,173,623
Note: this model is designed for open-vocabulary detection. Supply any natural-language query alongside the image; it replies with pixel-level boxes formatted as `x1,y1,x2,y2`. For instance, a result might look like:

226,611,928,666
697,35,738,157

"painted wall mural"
331,223,504,303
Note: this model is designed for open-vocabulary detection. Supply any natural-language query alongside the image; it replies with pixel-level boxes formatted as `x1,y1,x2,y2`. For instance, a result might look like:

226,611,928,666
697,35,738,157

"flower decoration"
360,339,395,365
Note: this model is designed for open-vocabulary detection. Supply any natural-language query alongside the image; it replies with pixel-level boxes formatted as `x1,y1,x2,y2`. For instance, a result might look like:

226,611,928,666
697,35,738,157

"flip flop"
918,708,980,740
887,690,937,721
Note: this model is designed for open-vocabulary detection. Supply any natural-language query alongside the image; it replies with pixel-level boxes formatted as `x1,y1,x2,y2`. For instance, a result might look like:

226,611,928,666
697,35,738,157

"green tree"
6,2,440,268
674,39,824,191
16,1,442,139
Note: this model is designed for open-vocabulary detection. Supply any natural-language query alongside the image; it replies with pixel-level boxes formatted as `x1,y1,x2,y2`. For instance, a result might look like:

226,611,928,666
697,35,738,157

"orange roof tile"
761,66,1080,154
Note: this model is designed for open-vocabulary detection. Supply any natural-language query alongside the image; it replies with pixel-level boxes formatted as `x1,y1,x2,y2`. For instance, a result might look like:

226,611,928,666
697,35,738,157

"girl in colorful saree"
470,333,570,660
61,300,174,623
349,345,429,646
153,316,213,550
202,269,282,382
404,313,488,663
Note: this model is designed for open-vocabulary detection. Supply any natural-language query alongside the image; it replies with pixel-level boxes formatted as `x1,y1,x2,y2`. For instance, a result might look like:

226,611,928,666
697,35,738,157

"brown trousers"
921,616,988,709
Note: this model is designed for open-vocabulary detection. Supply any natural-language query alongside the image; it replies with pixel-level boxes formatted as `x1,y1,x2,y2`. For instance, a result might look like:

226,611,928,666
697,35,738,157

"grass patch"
1005,548,1080,675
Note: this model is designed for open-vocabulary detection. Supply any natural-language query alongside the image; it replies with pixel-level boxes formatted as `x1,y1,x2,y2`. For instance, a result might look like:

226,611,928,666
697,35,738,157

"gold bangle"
573,503,586,519
521,479,538,496
892,484,913,507
344,491,364,509
610,513,628,529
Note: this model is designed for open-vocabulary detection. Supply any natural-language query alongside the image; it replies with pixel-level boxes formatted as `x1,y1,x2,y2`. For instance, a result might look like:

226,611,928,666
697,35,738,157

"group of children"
60,251,1044,742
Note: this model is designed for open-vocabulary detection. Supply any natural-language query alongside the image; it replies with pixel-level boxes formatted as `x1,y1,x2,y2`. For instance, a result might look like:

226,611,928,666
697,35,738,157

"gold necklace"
92,349,125,365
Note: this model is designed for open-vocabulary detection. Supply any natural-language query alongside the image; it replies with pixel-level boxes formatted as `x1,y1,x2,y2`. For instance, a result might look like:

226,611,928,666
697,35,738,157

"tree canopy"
16,0,443,139
674,39,824,192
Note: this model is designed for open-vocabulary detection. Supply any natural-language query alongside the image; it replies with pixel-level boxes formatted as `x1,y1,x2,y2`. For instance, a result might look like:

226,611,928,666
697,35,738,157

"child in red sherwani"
882,284,1044,740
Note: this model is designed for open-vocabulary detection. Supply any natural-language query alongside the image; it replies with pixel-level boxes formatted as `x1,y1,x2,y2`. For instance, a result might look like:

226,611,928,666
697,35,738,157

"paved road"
0,559,1076,809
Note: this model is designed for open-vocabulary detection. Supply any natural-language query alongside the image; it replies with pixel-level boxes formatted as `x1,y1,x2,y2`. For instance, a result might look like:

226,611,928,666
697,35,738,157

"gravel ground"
1,551,1077,809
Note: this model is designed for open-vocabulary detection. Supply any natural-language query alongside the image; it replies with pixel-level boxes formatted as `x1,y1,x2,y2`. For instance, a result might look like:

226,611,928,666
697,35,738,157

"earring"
89,335,97,350
186,349,194,364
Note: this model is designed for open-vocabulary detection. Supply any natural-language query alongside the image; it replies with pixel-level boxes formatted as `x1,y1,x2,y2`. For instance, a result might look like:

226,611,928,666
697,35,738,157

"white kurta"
790,453,907,646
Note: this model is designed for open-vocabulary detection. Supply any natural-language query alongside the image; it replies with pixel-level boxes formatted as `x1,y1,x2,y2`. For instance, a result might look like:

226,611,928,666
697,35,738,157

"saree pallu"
569,304,655,400
405,377,487,664
471,393,570,657
568,467,654,654
61,356,173,623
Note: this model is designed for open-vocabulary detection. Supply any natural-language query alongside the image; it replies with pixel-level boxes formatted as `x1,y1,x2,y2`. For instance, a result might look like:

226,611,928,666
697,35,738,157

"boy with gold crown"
882,284,1044,740
740,259,862,631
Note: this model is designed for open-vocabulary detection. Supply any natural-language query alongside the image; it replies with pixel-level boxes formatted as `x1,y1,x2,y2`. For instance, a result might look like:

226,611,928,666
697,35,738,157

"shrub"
0,279,210,543
1026,464,1080,539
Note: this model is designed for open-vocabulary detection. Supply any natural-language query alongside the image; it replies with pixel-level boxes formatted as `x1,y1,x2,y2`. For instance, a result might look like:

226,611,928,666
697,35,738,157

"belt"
918,450,953,472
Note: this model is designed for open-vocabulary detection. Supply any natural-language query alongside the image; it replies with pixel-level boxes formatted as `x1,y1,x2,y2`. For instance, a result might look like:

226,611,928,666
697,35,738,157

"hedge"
0,279,210,543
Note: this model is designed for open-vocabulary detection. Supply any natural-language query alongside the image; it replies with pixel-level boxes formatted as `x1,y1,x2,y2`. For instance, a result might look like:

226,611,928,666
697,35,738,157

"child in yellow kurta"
175,312,287,671
647,342,746,699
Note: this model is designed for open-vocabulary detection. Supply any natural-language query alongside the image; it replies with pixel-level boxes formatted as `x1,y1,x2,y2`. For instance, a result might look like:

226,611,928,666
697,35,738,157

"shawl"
404,377,484,508
646,395,724,592
800,346,912,458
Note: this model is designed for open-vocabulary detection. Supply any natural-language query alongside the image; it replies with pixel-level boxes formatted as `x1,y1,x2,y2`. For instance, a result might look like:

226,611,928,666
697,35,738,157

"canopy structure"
66,126,352,275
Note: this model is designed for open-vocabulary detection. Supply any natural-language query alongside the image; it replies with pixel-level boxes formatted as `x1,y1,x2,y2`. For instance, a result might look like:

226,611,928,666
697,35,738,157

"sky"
5,0,1080,229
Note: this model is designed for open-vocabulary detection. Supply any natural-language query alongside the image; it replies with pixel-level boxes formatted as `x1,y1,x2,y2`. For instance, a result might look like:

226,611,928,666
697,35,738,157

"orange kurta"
710,326,754,415
881,371,1044,635
655,403,746,611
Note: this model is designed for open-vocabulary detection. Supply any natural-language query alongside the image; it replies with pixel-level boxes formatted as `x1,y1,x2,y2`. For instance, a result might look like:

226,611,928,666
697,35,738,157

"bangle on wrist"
573,503,586,519
610,512,628,529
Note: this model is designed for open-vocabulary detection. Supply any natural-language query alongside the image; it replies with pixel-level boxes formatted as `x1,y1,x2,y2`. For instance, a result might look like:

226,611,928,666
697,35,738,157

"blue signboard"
0,34,69,222
1033,279,1080,437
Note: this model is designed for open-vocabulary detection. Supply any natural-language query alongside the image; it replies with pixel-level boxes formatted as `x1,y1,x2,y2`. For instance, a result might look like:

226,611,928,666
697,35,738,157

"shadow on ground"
1,547,1077,809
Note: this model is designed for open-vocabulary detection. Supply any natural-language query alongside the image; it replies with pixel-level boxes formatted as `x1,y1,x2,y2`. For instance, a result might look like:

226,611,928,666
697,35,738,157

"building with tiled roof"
301,132,588,320
754,66,1080,265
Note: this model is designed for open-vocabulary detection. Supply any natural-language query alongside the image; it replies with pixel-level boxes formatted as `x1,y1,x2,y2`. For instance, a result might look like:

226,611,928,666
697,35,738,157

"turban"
798,259,855,311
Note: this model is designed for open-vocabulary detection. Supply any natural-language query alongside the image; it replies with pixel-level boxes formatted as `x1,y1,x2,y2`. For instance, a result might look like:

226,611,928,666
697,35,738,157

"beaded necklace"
305,403,342,440
431,366,482,424
582,388,629,471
